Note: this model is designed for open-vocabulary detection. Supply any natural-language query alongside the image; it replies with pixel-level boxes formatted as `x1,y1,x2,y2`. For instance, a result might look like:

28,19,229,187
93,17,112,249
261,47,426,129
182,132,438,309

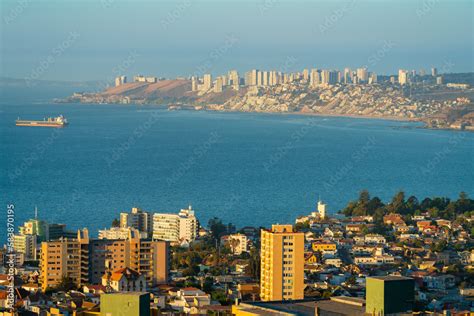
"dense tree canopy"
342,191,474,221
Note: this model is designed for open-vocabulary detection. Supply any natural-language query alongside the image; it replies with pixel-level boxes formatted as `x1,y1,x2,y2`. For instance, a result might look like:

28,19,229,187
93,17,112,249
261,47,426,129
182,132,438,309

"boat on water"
16,115,68,128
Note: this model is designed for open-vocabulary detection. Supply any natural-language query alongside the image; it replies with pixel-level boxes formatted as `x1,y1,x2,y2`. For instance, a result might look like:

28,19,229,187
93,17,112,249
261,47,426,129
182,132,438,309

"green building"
366,276,415,315
100,292,150,316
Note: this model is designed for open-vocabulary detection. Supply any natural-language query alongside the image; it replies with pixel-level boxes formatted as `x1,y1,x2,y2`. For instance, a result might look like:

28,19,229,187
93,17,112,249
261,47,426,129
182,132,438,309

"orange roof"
107,267,142,282
181,287,200,291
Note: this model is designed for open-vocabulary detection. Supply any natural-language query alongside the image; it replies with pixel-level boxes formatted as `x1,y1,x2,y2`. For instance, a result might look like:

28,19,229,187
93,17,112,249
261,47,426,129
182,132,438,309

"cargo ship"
16,115,68,128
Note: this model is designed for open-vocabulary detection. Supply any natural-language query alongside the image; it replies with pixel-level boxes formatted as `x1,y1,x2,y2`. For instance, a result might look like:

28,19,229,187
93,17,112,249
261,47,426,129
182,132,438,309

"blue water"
1,102,473,239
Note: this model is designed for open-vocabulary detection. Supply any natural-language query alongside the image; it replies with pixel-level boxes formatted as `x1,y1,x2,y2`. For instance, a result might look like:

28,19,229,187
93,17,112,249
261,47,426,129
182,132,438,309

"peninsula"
58,68,474,131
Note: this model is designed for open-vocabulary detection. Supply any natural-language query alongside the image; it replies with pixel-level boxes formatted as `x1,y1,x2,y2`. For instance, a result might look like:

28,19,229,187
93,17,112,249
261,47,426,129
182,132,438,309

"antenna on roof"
34,205,38,220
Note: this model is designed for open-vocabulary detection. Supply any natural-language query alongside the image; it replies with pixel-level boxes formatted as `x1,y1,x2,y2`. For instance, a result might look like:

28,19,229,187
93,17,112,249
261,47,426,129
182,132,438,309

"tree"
55,275,77,292
208,217,227,242
228,238,240,255
295,221,310,231
406,196,419,214
359,190,370,204
367,197,384,215
455,192,473,214
373,208,386,224
247,246,260,280
388,191,406,214
111,218,120,228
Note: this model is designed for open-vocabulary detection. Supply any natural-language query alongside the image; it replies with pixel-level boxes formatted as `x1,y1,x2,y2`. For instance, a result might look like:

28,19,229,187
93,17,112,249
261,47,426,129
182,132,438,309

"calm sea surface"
1,99,473,238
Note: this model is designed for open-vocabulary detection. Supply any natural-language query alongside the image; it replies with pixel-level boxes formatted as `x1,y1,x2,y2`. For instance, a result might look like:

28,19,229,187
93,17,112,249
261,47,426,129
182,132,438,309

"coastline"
56,100,455,131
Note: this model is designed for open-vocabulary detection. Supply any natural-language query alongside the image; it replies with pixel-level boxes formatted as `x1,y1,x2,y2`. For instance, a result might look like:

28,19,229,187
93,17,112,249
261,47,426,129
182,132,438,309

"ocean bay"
1,102,473,237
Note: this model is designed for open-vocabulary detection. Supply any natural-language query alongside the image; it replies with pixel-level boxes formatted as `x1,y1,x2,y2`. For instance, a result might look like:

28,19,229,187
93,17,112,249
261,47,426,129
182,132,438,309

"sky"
1,0,473,81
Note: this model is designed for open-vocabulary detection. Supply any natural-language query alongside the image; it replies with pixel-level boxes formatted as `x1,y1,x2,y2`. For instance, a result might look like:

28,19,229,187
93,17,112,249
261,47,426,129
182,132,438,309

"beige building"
120,207,153,237
356,67,368,82
260,224,304,301
39,229,169,291
98,227,147,240
39,229,90,291
203,74,212,90
214,77,223,93
398,69,409,85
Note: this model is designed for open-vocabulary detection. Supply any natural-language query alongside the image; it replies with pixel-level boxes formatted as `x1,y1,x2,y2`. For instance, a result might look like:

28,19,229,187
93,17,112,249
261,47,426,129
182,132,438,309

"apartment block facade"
260,224,304,301
39,229,169,290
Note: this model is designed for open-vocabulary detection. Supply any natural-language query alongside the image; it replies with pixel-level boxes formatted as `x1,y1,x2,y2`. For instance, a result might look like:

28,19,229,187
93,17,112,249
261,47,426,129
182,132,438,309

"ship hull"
16,121,67,128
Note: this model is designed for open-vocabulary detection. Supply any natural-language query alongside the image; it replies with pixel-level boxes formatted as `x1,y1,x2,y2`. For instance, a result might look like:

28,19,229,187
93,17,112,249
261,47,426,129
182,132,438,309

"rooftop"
235,297,366,316
368,275,413,281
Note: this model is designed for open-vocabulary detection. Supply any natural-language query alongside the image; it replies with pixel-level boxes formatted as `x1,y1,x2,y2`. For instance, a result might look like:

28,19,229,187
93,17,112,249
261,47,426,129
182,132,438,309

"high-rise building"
15,216,75,261
191,76,198,92
203,74,212,91
317,200,327,219
356,68,368,83
262,71,269,86
269,71,278,86
228,70,239,86
302,69,309,82
244,71,252,86
120,207,153,238
369,72,378,84
436,76,443,85
220,75,227,86
257,71,263,86
88,235,169,286
250,69,258,86
431,67,438,76
152,206,198,245
321,70,338,85
115,75,127,87
398,69,409,85
18,218,49,241
343,68,352,84
13,234,37,261
260,224,304,301
39,229,90,291
309,69,320,87
39,229,169,290
214,77,223,93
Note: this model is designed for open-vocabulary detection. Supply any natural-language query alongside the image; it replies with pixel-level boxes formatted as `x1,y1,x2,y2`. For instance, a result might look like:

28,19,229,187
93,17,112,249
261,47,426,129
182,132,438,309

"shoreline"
51,100,474,132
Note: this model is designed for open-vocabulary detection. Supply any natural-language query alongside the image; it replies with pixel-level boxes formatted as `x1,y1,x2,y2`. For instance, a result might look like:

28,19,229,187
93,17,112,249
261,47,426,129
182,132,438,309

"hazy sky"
1,0,472,81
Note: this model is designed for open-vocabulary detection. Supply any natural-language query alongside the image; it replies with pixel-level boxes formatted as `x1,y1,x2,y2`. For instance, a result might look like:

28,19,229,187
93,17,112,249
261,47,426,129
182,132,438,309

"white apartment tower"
214,77,223,93
356,68,368,82
310,69,320,87
203,74,212,91
398,69,409,85
152,206,198,245
120,207,153,237
317,200,327,219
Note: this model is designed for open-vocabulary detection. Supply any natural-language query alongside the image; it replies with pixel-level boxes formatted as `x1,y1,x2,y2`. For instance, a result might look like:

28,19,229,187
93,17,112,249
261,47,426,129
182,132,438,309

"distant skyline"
1,0,473,82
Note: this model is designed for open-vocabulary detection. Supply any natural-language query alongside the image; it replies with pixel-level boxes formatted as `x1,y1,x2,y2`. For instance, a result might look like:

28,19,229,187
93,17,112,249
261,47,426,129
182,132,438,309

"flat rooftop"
235,297,366,316
368,276,413,281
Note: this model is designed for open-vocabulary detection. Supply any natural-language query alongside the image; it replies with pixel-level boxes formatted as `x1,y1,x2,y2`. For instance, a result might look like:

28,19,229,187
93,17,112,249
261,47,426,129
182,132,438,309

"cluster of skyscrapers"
397,67,440,85
191,67,379,93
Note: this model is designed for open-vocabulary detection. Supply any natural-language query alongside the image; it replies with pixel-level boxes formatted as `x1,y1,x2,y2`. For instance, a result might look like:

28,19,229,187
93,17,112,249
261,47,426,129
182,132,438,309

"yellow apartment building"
260,224,304,301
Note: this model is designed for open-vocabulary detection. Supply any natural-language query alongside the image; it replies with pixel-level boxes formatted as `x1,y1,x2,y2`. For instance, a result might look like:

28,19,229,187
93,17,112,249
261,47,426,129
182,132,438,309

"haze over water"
1,102,473,237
